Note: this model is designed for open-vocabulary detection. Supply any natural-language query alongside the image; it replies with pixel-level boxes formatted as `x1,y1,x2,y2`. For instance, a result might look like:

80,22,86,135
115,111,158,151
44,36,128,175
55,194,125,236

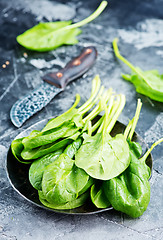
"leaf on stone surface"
113,38,163,102
16,1,108,52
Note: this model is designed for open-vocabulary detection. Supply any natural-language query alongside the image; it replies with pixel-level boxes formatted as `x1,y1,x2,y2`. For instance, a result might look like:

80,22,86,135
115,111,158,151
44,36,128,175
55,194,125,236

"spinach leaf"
91,181,110,208
11,130,40,163
16,1,107,52
113,38,163,102
41,138,91,205
38,190,89,210
29,149,63,190
11,138,28,164
75,133,130,180
103,141,151,218
22,121,81,149
75,91,129,181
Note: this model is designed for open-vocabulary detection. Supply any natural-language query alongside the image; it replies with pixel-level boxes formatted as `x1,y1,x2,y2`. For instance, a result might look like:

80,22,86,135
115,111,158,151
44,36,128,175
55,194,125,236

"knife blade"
10,46,97,128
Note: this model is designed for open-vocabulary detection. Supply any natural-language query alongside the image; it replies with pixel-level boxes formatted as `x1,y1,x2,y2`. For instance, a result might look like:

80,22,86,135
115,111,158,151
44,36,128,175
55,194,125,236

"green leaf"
113,38,163,102
17,21,81,52
21,136,75,160
75,133,130,180
16,1,108,52
29,149,63,190
41,153,90,205
103,141,151,218
91,182,110,208
38,190,89,210
11,130,40,163
22,121,81,149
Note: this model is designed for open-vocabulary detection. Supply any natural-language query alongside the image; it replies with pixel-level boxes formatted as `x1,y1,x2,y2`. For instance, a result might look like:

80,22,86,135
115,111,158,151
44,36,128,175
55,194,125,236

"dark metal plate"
6,118,153,215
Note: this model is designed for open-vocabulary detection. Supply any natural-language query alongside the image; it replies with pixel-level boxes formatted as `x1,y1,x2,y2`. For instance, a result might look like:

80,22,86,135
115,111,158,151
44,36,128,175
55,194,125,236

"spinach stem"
140,138,163,163
87,121,92,136
128,99,142,140
92,115,104,133
112,38,153,88
81,86,104,117
65,1,108,30
78,75,101,114
97,95,114,133
124,118,134,139
106,94,126,133
83,88,111,123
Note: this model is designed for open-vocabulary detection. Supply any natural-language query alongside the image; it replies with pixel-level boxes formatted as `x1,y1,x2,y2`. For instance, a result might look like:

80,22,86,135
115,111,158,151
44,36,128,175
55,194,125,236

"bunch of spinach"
16,1,108,52
112,38,163,102
11,76,163,216
37,91,127,209
12,76,128,210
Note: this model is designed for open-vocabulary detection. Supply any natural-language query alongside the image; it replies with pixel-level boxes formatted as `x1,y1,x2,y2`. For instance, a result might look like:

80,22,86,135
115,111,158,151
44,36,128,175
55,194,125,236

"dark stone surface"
0,0,163,239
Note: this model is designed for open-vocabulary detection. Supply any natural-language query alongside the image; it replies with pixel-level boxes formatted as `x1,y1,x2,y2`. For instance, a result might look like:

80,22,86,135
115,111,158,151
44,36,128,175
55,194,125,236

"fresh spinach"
41,139,91,205
112,38,163,102
75,94,131,180
16,1,108,52
75,133,130,180
103,138,163,218
38,190,89,210
11,130,40,163
103,99,163,218
91,181,110,208
11,77,163,217
29,149,63,190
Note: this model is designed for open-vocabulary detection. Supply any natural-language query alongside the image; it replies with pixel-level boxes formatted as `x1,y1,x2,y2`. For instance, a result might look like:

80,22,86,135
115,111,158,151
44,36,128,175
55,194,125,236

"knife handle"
43,46,97,89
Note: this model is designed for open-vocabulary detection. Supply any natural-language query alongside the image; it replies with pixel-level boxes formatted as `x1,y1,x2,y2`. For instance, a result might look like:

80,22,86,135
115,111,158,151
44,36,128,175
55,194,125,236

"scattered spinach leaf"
112,38,163,102
16,1,108,52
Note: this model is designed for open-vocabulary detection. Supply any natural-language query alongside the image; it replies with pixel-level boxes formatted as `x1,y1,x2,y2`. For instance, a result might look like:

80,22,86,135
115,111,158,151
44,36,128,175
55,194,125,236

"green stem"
107,94,126,134
97,94,114,133
83,88,111,123
140,138,163,163
128,99,142,140
112,38,153,88
87,121,92,136
92,115,104,133
78,75,101,114
65,1,108,30
124,118,134,139
81,85,104,117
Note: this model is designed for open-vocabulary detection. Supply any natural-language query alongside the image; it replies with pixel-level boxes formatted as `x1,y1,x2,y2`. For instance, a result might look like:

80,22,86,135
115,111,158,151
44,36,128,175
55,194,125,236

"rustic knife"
10,46,97,127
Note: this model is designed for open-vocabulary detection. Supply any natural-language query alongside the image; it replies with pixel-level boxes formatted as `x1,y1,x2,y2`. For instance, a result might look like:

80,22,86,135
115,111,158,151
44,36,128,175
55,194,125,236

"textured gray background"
0,0,163,239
